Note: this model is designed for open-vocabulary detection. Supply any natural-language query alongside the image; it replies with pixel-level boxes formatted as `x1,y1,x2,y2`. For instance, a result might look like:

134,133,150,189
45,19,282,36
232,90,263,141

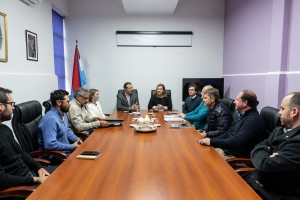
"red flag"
71,40,86,97
72,42,81,92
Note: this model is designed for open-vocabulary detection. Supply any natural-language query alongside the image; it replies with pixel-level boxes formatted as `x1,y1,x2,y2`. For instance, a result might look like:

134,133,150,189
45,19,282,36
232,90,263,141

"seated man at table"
117,82,140,111
67,87,109,135
182,83,202,114
198,90,265,158
38,89,82,153
244,92,300,199
199,87,232,138
0,87,49,190
178,85,212,130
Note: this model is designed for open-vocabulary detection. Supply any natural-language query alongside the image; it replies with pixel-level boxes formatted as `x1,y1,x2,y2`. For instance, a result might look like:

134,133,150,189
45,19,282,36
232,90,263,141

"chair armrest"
29,150,68,159
235,167,255,176
0,186,35,198
34,157,51,165
226,158,253,165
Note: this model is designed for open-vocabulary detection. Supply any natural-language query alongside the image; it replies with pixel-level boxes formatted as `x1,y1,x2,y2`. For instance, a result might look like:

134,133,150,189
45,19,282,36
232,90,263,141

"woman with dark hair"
148,83,172,111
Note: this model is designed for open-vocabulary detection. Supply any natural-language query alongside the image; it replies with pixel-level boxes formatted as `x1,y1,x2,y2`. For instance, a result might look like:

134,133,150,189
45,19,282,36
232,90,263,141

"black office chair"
11,100,67,160
151,89,171,98
226,106,281,174
117,89,138,96
42,99,52,114
220,98,235,113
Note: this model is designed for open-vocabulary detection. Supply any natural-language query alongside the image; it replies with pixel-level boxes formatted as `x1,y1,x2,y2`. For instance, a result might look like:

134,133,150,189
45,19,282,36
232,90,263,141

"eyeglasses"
2,102,16,107
80,95,89,100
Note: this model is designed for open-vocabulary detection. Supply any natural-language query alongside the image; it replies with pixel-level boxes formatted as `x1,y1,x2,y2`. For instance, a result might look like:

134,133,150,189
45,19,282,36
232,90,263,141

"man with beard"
38,89,82,152
0,87,49,190
244,92,300,199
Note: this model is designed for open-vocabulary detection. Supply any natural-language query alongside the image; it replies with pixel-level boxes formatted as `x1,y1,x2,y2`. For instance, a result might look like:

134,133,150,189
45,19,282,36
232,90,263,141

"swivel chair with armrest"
0,186,36,199
226,106,281,175
151,89,171,98
118,89,138,96
11,100,67,161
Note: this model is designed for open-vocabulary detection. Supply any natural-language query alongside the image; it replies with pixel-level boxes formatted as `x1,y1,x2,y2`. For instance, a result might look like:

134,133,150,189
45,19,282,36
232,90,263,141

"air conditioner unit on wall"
20,0,42,6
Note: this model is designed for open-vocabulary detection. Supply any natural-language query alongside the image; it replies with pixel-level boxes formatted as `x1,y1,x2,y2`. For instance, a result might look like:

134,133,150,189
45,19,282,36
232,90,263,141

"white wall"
0,0,57,106
64,0,225,113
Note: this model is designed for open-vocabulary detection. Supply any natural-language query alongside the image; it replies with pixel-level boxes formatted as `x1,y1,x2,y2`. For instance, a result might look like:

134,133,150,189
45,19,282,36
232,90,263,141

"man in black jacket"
197,90,265,158
0,87,49,190
199,87,232,138
244,92,300,199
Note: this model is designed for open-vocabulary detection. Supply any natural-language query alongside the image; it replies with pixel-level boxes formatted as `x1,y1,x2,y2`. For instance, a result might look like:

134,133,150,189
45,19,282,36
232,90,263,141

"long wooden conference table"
27,110,260,200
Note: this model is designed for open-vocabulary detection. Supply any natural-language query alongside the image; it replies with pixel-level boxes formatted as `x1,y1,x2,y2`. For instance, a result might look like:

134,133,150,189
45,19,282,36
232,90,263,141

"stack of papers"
164,115,185,122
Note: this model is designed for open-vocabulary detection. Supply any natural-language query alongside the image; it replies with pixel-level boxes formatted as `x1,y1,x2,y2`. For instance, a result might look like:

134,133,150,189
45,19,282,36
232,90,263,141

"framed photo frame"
25,30,38,61
0,12,8,62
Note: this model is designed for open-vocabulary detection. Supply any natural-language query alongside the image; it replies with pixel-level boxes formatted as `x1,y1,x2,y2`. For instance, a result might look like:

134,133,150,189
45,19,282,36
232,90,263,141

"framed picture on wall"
0,12,8,62
25,30,38,61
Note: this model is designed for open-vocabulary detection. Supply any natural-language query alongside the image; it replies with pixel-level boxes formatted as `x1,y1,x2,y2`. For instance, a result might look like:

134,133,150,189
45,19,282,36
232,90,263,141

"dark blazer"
116,92,139,111
244,126,300,199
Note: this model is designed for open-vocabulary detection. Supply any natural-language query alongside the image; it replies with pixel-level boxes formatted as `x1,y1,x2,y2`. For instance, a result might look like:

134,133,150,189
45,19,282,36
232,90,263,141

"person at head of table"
243,92,300,199
116,82,140,111
148,83,173,111
0,87,50,190
67,87,109,135
177,85,212,130
86,89,107,119
197,89,266,159
38,89,82,154
182,83,202,114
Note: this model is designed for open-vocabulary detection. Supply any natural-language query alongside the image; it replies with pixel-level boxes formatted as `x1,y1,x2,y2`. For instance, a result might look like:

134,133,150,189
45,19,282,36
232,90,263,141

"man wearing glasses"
0,87,50,190
38,89,82,153
67,87,109,135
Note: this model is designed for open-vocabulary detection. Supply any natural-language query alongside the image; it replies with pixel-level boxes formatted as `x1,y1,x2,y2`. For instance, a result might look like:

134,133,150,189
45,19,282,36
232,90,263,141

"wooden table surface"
27,110,260,200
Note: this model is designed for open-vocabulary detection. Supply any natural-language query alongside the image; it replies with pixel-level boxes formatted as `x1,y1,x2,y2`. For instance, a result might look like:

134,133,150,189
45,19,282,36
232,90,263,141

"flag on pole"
71,40,86,98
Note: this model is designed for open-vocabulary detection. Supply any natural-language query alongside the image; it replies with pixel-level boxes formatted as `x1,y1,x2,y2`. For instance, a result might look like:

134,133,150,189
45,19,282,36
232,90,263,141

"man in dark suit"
244,92,300,199
116,82,139,111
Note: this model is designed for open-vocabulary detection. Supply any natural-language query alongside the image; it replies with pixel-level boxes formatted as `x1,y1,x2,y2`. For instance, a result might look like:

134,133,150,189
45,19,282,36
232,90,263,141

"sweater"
184,101,209,130
0,124,41,190
210,107,265,157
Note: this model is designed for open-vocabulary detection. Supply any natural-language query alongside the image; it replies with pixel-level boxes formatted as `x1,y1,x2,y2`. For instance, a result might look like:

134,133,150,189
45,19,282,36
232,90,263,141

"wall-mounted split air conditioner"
20,0,42,6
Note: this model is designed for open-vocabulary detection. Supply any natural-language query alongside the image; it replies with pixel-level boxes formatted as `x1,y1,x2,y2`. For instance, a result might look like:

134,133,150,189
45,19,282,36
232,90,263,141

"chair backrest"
151,90,171,98
260,106,281,137
117,89,138,96
42,99,52,114
220,98,235,114
11,100,43,153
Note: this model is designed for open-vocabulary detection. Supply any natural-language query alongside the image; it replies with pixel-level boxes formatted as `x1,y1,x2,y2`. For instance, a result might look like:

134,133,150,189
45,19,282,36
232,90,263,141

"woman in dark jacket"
148,83,172,111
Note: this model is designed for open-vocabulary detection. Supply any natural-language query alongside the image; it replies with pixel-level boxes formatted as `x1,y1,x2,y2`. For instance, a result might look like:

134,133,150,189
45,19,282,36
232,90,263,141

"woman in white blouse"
86,89,107,119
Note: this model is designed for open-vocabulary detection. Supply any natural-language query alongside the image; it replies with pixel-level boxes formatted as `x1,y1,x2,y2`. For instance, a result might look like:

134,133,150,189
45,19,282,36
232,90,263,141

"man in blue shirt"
38,90,82,152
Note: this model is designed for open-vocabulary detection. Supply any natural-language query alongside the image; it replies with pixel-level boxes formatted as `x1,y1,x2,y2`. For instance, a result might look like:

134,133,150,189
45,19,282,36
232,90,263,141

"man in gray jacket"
116,82,139,111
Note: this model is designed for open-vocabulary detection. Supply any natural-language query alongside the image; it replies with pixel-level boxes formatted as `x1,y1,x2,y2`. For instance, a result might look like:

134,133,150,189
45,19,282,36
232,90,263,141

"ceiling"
121,0,179,14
